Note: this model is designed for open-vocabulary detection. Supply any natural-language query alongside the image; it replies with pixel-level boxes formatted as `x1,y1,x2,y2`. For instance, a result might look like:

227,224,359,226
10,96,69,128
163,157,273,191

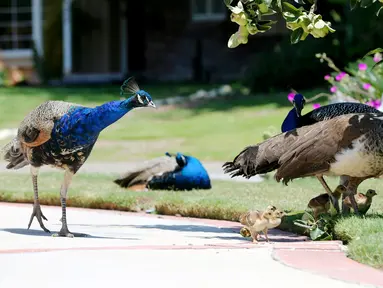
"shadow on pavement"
0,228,139,240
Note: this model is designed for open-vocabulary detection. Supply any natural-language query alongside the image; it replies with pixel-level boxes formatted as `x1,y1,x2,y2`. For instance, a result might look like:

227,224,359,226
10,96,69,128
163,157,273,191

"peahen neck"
73,98,136,134
281,108,299,132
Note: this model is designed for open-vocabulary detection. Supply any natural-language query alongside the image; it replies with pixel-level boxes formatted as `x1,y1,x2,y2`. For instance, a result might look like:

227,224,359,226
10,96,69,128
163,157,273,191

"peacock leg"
342,177,364,216
52,170,74,238
27,166,50,233
316,176,340,214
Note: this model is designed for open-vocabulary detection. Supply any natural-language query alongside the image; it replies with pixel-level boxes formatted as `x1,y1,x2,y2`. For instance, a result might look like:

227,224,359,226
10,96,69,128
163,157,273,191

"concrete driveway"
0,203,382,288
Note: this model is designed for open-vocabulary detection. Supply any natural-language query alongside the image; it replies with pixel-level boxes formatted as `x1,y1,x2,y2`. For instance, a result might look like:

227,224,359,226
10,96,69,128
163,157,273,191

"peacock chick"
239,206,276,243
307,185,347,219
262,209,285,242
343,189,377,215
1,77,156,237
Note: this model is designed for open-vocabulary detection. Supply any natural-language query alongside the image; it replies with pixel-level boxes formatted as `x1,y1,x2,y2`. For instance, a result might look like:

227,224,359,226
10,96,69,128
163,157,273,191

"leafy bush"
316,50,383,108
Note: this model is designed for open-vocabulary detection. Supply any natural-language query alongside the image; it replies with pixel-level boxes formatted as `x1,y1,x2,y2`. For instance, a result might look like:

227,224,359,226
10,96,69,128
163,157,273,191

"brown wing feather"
17,101,77,147
223,113,380,184
114,156,179,188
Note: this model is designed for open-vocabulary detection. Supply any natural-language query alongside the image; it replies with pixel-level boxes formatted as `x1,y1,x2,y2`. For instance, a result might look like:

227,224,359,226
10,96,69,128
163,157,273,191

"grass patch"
0,171,382,268
0,86,326,161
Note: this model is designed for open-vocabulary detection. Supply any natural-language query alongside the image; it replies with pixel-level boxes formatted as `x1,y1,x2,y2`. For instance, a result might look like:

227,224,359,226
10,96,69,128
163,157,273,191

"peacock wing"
17,101,77,148
114,155,179,188
274,114,373,183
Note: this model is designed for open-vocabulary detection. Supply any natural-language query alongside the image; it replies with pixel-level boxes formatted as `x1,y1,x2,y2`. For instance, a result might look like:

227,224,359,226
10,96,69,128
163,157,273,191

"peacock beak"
148,100,156,108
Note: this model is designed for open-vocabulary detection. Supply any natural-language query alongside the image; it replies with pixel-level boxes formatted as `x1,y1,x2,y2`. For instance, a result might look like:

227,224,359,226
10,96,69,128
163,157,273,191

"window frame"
191,0,227,22
0,0,33,57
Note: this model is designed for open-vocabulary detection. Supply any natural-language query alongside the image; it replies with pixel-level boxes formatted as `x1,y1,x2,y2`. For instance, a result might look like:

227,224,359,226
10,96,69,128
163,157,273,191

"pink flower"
324,75,331,80
288,92,295,102
363,83,372,90
373,53,382,63
330,86,337,93
312,103,321,109
366,99,381,109
358,63,367,71
335,71,347,81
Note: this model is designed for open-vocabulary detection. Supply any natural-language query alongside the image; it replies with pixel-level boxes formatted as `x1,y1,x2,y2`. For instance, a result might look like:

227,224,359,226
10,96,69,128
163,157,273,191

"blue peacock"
1,77,156,237
114,152,211,191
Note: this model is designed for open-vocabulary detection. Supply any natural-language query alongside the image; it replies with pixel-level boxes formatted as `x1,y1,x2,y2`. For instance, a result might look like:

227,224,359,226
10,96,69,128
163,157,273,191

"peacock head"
292,93,305,117
120,77,156,109
175,152,187,167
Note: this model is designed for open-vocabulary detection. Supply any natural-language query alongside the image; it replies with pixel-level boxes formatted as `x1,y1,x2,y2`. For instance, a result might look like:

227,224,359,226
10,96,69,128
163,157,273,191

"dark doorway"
126,0,146,74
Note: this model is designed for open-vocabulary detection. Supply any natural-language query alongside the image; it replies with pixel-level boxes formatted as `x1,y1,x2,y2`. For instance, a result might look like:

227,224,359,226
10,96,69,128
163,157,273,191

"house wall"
143,1,287,82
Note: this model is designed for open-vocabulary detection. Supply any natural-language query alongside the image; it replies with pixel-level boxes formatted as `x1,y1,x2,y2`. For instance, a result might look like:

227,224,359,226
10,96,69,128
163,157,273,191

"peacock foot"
27,203,50,233
52,229,74,238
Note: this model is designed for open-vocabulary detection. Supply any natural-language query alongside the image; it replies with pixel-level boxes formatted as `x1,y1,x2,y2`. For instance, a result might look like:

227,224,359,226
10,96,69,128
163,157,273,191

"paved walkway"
0,203,382,288
0,161,265,183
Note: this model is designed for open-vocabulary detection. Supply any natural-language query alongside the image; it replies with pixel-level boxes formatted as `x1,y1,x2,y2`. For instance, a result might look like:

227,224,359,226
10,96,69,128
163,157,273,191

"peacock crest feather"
120,77,141,97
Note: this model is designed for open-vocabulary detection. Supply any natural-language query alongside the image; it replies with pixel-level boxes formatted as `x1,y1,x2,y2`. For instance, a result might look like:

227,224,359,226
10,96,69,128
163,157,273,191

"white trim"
120,0,128,75
32,0,44,56
191,0,226,22
62,0,73,76
0,49,33,67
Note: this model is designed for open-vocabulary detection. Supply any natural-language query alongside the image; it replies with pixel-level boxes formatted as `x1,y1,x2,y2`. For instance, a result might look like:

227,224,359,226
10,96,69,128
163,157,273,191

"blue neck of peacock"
82,97,136,134
281,108,299,133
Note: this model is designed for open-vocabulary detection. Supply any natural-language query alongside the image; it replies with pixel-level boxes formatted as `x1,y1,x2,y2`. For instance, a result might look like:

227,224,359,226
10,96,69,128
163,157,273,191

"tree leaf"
363,48,383,59
294,0,306,4
224,0,233,6
310,227,325,240
372,59,383,70
360,0,374,8
349,0,359,10
290,27,304,44
282,2,301,13
377,6,383,16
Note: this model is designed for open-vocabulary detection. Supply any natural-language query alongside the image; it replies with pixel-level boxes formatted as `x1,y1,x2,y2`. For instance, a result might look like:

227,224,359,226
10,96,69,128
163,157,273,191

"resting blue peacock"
114,152,211,191
1,77,156,237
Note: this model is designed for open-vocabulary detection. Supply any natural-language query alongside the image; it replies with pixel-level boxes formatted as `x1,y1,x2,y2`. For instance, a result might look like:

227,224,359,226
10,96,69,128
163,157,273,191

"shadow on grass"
0,228,139,240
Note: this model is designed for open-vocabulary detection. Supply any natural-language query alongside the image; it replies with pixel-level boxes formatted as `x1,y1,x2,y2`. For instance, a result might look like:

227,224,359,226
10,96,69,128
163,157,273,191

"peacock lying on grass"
223,112,383,215
1,77,156,237
281,93,382,213
114,152,211,191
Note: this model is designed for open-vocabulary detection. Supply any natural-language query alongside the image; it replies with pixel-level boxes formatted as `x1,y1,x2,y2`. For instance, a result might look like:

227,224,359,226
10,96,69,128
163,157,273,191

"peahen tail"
222,134,286,179
1,138,29,170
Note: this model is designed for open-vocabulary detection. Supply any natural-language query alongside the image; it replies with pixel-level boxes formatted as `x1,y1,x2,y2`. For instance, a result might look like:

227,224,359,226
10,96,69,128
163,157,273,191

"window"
0,0,32,51
191,0,226,22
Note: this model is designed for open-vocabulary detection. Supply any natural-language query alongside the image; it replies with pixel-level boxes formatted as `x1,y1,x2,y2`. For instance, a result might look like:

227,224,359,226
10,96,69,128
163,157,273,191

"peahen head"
292,93,305,117
281,93,306,133
120,77,156,109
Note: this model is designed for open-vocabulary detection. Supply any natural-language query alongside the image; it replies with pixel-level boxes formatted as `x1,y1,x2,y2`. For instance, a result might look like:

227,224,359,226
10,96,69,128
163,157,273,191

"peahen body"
1,77,156,237
280,93,383,213
223,113,383,215
114,152,211,191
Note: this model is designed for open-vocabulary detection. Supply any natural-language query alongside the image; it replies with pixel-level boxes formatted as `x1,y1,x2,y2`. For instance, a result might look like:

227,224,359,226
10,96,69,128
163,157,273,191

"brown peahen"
1,77,156,237
281,93,383,214
223,113,383,215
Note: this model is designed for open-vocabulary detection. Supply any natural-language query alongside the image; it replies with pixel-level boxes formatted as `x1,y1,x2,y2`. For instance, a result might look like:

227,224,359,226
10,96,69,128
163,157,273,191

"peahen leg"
342,177,364,216
52,170,74,238
316,176,340,214
27,166,50,233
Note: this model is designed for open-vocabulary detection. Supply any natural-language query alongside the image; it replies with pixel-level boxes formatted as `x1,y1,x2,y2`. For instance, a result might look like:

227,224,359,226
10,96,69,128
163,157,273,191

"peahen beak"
148,101,156,108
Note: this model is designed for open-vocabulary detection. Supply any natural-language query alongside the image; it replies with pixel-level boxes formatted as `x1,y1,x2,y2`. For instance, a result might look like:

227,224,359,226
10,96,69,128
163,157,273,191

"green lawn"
0,85,382,269
0,171,382,268
0,85,326,161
